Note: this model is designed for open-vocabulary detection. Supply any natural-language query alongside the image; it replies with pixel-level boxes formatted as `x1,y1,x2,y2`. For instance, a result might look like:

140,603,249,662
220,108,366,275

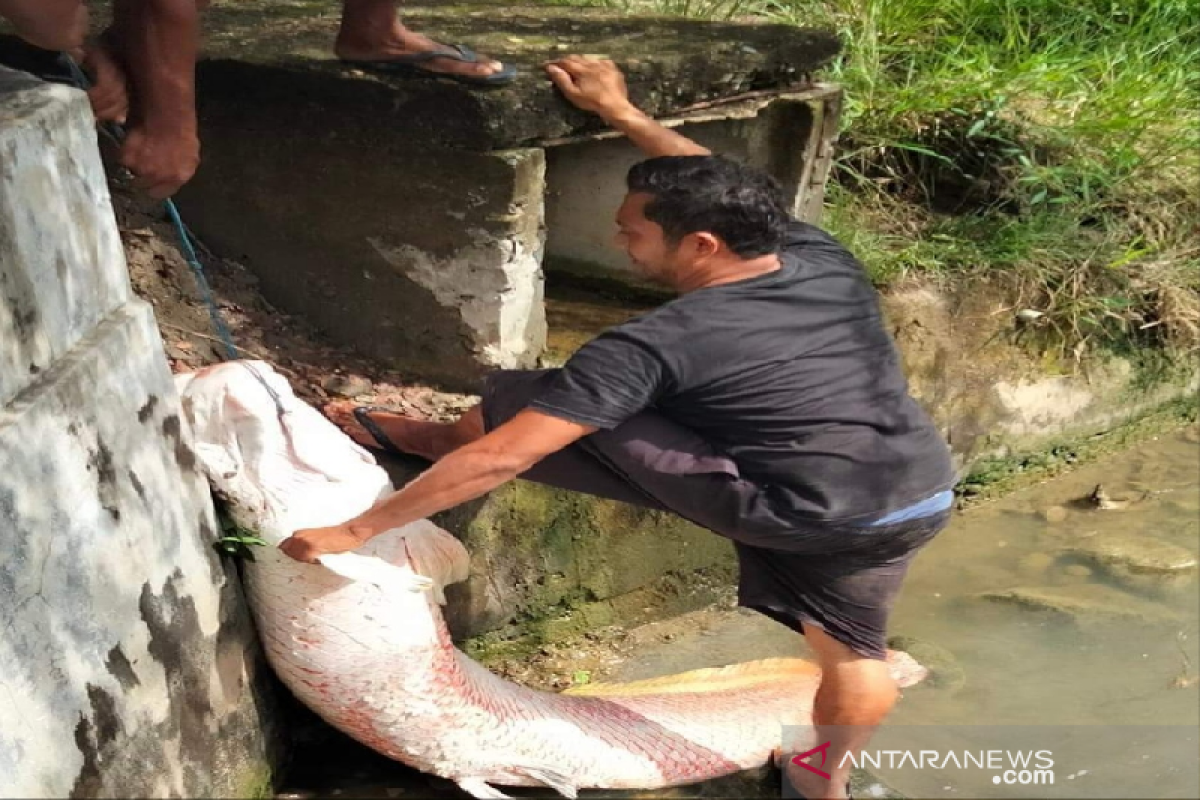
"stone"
322,373,373,398
410,473,738,641
178,137,550,392
0,68,277,796
887,635,966,693
1063,564,1094,578
1061,533,1198,593
979,584,1180,625
1040,505,1069,523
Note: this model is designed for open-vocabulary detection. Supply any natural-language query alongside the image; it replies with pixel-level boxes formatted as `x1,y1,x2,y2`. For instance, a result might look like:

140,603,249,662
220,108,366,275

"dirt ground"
115,185,476,422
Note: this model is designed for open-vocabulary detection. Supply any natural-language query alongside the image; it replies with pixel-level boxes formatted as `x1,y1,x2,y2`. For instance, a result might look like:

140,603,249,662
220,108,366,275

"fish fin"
510,765,579,798
316,553,433,593
562,657,821,697
454,778,513,799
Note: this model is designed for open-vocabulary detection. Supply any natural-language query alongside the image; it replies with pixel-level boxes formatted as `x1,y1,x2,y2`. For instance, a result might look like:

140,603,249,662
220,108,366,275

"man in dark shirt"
283,56,956,800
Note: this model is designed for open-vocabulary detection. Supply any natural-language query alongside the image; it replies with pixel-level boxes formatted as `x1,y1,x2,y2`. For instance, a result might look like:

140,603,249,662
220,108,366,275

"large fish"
176,361,927,799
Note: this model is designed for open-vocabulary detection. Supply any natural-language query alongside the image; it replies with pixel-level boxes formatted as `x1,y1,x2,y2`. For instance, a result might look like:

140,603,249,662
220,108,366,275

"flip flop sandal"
351,406,412,457
340,44,518,87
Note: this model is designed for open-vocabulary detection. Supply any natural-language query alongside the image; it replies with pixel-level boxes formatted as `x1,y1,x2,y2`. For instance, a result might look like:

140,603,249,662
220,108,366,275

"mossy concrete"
188,0,840,151
377,460,736,647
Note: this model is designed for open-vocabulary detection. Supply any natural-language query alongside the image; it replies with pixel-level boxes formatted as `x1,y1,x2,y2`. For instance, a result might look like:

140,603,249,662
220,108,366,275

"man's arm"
546,56,711,159
107,0,201,198
280,410,597,563
0,0,87,52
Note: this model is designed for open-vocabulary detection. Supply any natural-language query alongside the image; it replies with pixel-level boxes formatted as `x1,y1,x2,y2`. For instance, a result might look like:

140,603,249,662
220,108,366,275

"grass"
797,0,1200,364
540,0,1200,365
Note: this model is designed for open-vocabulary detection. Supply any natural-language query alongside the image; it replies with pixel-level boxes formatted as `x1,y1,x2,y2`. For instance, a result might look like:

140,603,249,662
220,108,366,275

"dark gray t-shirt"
530,221,956,524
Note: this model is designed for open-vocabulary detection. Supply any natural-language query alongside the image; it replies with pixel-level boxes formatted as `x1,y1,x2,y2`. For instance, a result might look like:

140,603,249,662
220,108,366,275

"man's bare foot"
324,400,445,460
783,760,851,800
335,0,505,80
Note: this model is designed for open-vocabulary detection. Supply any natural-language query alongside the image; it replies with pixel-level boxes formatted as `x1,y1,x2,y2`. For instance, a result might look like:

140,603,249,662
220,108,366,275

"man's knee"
803,622,897,720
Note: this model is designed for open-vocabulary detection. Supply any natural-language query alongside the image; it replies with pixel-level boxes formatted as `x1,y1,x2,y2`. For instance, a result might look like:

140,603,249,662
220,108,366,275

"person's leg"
784,624,898,800
736,515,949,799
335,0,504,78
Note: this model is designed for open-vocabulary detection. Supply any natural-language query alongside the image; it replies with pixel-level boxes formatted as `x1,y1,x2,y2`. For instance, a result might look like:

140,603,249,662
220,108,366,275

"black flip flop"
351,406,411,457
340,44,517,87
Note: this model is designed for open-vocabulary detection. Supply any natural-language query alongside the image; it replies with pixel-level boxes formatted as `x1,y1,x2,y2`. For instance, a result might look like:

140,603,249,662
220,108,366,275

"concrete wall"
0,68,276,798
883,284,1199,476
179,131,549,394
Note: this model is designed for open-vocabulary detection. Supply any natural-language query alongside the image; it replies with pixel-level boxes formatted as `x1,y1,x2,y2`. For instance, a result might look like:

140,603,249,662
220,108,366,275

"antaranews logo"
790,744,1055,789
782,723,1200,799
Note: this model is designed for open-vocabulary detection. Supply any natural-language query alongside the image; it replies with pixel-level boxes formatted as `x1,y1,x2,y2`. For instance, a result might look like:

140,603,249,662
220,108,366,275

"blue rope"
60,53,238,362
163,199,238,360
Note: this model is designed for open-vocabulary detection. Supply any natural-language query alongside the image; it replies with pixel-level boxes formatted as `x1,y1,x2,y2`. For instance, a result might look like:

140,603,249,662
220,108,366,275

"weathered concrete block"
376,461,737,642
0,69,276,798
187,4,841,151
0,68,129,408
180,141,547,392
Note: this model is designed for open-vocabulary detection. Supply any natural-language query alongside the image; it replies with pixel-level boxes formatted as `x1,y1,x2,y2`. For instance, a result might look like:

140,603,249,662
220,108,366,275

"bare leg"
785,624,898,800
325,400,484,461
335,0,503,78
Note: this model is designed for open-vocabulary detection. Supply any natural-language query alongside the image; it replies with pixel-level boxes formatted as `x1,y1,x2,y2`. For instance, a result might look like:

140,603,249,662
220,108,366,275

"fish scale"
177,361,928,799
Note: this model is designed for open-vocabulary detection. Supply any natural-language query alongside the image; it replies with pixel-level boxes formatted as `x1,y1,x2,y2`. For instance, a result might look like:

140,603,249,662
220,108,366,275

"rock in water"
1040,506,1069,524
886,635,966,694
979,584,1180,626
1061,533,1198,594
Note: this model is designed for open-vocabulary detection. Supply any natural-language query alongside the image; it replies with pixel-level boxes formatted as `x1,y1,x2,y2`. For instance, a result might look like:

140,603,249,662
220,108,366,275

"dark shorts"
481,369,950,660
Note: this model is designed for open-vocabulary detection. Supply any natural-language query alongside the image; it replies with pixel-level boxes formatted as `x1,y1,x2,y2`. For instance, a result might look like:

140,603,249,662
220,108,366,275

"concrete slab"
189,0,841,150
0,68,129,408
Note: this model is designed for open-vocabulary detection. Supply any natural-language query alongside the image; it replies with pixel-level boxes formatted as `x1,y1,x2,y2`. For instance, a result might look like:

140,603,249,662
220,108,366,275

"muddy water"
601,428,1200,799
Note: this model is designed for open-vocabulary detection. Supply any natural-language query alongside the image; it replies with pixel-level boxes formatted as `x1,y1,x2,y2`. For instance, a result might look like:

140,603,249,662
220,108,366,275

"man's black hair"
625,155,790,259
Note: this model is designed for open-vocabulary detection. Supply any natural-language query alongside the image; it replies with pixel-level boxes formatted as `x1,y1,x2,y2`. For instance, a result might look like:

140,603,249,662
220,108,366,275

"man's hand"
545,56,638,121
544,55,710,159
280,524,370,564
80,41,130,124
119,124,200,199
